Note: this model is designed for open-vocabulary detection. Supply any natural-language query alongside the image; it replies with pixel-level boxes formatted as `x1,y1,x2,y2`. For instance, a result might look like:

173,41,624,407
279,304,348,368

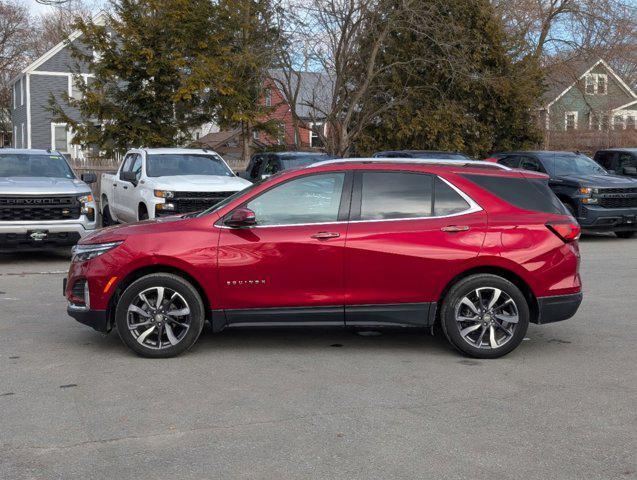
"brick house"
197,71,331,154
539,58,637,151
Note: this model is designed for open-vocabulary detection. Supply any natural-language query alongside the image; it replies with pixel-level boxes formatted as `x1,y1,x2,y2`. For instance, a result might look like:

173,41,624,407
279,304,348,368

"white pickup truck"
100,148,252,224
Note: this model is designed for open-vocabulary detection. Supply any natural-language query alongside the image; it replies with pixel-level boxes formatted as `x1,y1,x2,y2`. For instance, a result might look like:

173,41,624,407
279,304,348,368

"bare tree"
276,0,419,157
0,1,32,142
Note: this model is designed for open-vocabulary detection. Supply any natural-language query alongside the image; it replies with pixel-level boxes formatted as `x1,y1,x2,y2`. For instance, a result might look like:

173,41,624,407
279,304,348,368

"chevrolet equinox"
64,159,583,358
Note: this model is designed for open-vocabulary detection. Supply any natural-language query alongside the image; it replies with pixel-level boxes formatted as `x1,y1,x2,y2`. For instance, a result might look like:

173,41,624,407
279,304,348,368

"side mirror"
225,207,256,228
120,171,137,185
81,172,97,183
623,166,637,176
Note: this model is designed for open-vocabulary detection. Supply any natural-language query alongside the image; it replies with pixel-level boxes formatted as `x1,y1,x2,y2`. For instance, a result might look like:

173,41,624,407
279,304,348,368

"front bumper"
67,305,109,332
576,205,637,232
535,292,583,324
0,217,96,248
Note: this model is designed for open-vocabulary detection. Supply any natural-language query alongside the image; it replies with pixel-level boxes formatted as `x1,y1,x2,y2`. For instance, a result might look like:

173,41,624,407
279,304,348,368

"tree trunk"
242,121,252,163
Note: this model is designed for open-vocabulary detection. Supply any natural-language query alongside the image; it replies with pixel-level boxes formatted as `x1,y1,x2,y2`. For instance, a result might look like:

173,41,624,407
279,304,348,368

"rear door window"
358,171,433,220
519,156,545,173
461,174,568,215
434,177,470,216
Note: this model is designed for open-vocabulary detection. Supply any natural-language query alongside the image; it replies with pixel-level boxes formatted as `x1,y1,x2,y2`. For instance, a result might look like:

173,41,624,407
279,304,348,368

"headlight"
78,193,95,218
578,187,599,196
72,241,123,262
154,190,174,199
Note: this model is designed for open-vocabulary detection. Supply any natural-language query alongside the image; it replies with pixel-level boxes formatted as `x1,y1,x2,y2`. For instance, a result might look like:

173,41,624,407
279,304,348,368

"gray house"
9,13,106,159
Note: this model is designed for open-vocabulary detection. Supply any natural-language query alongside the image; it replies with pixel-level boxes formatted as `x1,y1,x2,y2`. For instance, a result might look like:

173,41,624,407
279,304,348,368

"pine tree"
49,0,236,156
215,0,281,161
357,0,543,157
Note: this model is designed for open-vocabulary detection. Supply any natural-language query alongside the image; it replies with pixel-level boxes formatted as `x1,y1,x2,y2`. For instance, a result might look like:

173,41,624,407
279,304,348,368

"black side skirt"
218,303,434,329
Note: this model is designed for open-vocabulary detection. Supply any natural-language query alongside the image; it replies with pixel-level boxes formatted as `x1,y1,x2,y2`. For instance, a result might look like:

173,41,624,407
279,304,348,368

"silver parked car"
0,149,97,249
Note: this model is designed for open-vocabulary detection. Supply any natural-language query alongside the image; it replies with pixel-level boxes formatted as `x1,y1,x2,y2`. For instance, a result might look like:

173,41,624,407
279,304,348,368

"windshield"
146,154,234,177
0,153,75,179
544,154,608,176
196,183,260,217
280,154,331,170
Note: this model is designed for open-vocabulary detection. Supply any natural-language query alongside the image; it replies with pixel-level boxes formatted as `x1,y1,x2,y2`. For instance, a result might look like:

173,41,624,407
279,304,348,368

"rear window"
462,174,568,215
360,171,433,220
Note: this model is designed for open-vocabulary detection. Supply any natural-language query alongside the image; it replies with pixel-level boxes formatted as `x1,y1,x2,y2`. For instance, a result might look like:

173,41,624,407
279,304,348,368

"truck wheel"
615,232,635,239
440,274,530,359
115,273,205,358
102,205,114,227
138,205,149,221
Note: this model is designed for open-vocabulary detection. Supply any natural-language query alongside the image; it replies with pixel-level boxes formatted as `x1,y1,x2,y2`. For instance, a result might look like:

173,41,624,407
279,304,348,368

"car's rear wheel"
115,273,205,358
615,231,635,239
440,274,529,359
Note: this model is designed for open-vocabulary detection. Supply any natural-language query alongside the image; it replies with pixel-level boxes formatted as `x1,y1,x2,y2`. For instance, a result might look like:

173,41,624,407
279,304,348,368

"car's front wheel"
115,273,205,358
440,274,530,359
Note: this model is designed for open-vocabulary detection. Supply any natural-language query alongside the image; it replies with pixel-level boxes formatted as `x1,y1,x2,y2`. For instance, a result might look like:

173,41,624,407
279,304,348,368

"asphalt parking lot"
0,236,635,480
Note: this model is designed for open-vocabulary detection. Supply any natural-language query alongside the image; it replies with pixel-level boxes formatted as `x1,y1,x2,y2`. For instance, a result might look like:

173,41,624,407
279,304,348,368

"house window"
69,76,84,100
597,75,607,95
627,116,636,129
565,112,578,130
21,124,24,148
51,123,69,153
309,122,324,148
13,125,17,148
20,77,24,106
13,83,17,109
252,129,260,140
264,88,272,107
277,122,285,145
601,114,610,131
613,115,624,130
585,73,608,95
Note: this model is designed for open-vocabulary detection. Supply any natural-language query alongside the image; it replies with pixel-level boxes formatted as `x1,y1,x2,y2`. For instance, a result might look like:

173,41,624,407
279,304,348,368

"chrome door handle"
311,232,340,240
441,225,470,232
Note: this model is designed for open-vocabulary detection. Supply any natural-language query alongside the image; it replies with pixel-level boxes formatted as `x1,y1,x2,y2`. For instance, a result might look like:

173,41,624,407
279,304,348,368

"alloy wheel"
454,287,519,350
127,286,191,350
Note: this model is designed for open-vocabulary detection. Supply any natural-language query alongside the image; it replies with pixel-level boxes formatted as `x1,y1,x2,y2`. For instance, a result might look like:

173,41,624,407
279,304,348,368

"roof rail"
310,157,512,170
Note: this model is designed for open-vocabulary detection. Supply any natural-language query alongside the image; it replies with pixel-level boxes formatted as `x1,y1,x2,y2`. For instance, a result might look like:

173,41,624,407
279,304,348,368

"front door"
217,171,351,325
344,170,487,326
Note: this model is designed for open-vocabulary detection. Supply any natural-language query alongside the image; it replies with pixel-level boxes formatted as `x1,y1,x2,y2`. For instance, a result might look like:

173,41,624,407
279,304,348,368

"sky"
24,0,105,16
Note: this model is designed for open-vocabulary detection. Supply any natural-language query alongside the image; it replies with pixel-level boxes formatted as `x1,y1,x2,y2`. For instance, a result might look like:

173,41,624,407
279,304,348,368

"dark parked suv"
487,151,637,238
373,150,472,160
242,151,334,182
593,149,637,178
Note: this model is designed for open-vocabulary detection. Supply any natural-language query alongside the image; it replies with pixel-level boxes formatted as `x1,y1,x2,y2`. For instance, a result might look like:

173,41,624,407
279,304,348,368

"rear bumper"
577,205,637,232
535,292,583,324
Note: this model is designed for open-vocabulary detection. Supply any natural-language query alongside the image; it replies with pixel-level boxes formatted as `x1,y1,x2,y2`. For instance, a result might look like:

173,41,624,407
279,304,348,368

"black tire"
138,204,149,221
615,231,635,239
102,204,114,227
115,273,205,358
440,274,530,359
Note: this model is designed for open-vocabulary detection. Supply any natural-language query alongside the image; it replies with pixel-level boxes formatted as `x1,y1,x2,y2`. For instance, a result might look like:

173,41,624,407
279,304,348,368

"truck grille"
596,188,637,209
0,195,80,221
172,191,235,214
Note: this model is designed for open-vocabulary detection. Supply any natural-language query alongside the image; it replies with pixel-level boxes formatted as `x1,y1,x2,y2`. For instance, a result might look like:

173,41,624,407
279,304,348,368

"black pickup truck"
488,151,637,238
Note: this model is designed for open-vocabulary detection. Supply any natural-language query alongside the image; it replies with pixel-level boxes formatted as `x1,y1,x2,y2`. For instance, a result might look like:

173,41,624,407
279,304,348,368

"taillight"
546,221,581,243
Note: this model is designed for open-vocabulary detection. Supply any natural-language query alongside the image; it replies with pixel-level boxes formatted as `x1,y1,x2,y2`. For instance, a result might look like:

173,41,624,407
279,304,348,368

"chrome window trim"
218,175,482,229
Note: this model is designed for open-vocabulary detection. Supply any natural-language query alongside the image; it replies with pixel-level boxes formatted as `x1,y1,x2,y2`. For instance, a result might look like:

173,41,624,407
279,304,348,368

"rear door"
343,170,487,327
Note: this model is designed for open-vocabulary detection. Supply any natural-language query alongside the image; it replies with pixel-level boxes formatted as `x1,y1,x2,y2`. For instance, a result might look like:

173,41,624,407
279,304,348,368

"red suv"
64,159,582,359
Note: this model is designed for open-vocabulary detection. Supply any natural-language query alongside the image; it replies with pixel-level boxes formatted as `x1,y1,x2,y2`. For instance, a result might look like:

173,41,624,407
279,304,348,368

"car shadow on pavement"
73,325,456,357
